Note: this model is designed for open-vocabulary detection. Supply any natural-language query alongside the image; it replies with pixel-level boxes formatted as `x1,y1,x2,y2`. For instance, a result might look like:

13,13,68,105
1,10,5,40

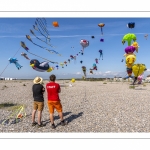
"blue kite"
8,58,22,70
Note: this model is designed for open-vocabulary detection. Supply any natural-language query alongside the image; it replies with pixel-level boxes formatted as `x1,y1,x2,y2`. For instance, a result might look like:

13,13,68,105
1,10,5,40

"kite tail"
101,27,103,35
128,41,131,46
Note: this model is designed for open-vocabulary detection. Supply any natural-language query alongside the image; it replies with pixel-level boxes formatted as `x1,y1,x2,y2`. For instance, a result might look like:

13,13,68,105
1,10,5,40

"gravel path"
0,80,150,132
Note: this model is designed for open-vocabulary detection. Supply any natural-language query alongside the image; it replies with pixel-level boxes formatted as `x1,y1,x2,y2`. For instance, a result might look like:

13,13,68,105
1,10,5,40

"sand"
0,80,150,132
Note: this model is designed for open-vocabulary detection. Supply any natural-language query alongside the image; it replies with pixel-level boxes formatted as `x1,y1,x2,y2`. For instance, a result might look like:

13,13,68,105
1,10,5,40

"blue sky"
0,18,150,79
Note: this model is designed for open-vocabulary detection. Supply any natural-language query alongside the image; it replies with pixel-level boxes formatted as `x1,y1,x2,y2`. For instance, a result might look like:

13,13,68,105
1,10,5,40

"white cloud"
146,68,150,72
105,71,111,74
76,72,81,75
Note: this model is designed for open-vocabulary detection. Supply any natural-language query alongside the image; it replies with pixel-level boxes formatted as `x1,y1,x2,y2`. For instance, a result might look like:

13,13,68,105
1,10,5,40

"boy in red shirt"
46,74,67,129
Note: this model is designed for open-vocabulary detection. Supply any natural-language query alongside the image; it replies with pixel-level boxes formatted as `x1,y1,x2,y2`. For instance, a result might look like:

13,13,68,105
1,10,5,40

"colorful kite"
132,64,147,84
131,42,139,53
52,21,59,27
8,58,22,70
99,50,103,60
122,33,136,46
80,39,89,54
56,65,59,70
64,61,67,66
21,41,29,51
68,59,70,63
95,58,98,64
127,22,135,29
144,34,148,40
60,63,64,68
82,66,86,77
30,59,53,72
98,23,105,35
21,52,30,60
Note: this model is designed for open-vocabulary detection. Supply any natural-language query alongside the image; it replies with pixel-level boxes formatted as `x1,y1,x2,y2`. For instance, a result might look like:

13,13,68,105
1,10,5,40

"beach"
0,80,150,132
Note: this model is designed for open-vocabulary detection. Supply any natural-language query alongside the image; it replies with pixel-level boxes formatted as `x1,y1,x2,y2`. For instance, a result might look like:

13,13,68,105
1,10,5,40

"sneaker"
51,123,56,129
32,122,37,126
61,120,67,126
37,123,46,128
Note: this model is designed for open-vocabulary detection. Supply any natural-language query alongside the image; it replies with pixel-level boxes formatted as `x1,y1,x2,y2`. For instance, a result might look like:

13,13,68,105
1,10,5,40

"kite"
80,60,83,64
144,34,148,40
30,59,53,72
137,74,143,84
8,58,22,70
60,63,64,68
52,21,59,27
26,35,61,56
132,64,147,84
98,23,105,35
125,54,136,78
70,55,74,60
82,66,86,77
64,61,67,66
56,65,59,70
131,42,139,53
100,38,104,42
21,52,30,60
91,36,95,38
122,33,136,46
124,46,136,57
121,59,124,62
68,59,70,63
92,63,97,70
80,39,89,54
127,22,135,29
30,30,53,47
99,50,103,60
95,58,98,64
125,54,136,68
20,41,29,51
90,69,93,74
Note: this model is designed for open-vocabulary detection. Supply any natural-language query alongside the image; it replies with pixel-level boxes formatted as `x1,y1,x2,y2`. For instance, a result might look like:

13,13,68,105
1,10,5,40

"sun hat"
33,77,43,84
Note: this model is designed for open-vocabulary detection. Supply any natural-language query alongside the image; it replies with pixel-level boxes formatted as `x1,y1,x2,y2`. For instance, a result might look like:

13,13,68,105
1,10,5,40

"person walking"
32,76,46,127
46,74,67,129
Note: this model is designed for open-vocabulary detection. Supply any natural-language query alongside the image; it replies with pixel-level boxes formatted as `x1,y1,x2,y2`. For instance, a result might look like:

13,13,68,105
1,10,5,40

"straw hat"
33,77,43,84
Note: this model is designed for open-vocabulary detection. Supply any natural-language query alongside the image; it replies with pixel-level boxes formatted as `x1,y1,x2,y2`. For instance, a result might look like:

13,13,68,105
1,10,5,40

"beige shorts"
33,101,44,111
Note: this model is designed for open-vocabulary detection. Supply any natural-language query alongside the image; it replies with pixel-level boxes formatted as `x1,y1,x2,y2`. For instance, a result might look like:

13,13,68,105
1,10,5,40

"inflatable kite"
64,61,67,66
121,59,124,62
68,59,70,63
80,39,89,54
98,23,105,35
132,64,147,84
52,21,59,27
30,59,53,72
144,34,148,40
80,60,83,64
137,74,143,84
127,22,135,29
95,58,98,64
99,50,103,60
21,52,30,60
125,54,136,68
60,63,64,68
82,66,86,77
124,46,136,57
122,33,136,46
91,36,95,38
92,63,97,70
56,65,59,70
8,58,22,70
90,69,93,74
131,42,139,53
100,38,104,42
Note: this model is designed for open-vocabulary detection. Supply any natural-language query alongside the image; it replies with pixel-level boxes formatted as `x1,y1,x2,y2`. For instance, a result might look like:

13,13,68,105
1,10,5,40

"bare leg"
50,113,54,124
38,111,42,125
32,110,36,123
58,112,64,121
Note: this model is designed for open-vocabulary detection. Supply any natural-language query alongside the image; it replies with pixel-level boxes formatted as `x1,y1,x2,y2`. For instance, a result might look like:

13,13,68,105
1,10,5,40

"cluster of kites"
122,22,147,84
7,19,149,84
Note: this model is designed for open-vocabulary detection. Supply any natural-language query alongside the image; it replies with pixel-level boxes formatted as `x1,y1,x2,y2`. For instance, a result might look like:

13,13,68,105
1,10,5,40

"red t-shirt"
46,82,60,101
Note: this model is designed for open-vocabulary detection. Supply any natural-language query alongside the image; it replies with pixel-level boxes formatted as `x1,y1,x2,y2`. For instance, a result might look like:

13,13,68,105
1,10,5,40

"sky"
0,18,150,79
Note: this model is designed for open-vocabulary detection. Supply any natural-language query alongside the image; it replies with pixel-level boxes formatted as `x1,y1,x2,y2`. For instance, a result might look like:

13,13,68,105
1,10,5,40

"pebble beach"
0,80,150,133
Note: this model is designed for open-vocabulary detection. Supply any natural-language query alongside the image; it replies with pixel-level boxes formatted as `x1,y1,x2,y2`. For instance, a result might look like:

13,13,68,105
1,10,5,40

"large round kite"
80,39,89,54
